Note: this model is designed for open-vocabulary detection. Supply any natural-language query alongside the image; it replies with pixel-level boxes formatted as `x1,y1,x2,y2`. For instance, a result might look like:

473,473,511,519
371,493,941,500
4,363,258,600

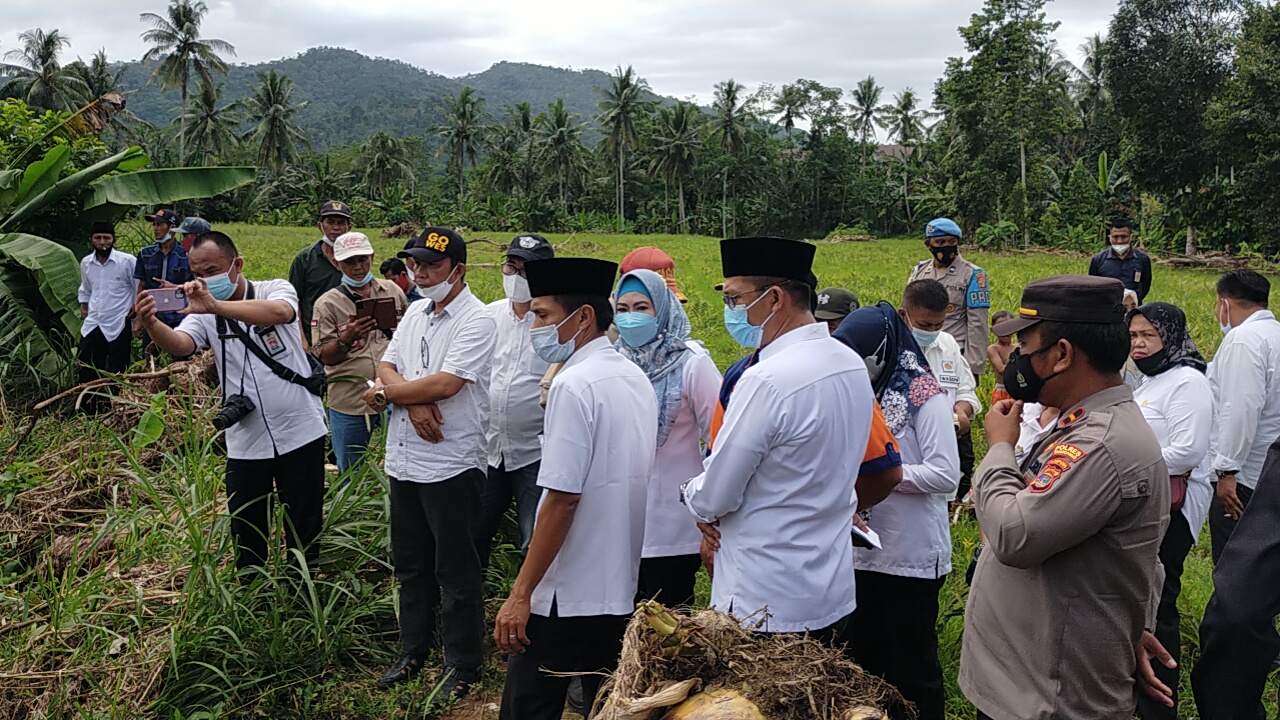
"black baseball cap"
319,200,353,220
994,274,1126,336
145,209,178,225
815,287,860,320
507,234,554,262
399,227,467,264
526,258,618,299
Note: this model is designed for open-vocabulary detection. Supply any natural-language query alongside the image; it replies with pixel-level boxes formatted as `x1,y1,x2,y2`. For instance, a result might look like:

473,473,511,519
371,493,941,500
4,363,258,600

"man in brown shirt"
312,231,407,473
962,275,1171,720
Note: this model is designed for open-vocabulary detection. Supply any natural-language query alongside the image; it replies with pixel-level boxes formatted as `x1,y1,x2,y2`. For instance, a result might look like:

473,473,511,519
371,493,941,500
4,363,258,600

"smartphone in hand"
146,287,188,312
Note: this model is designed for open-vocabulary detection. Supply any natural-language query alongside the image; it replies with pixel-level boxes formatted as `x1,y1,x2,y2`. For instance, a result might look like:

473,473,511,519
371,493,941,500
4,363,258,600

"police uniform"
908,220,990,376
960,276,1169,720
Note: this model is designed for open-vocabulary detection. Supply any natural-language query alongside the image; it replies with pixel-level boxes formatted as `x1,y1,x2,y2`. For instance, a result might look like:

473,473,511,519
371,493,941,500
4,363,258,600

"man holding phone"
312,232,408,473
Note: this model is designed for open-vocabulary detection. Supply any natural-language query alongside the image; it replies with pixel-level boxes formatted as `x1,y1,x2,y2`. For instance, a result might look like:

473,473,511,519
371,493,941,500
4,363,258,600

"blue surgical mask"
723,290,776,349
911,327,940,349
615,311,659,347
530,312,582,363
205,270,237,301
342,271,374,288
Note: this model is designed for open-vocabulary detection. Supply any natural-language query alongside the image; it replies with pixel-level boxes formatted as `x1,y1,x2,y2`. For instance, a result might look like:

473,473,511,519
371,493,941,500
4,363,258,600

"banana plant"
0,137,255,393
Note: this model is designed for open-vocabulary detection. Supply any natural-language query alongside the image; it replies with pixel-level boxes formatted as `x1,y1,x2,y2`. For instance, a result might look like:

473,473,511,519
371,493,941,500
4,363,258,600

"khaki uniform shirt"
311,279,408,415
908,255,990,375
960,384,1169,720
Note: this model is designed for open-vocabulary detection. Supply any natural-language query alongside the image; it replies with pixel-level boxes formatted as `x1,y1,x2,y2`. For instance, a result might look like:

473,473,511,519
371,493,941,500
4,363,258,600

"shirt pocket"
522,347,550,376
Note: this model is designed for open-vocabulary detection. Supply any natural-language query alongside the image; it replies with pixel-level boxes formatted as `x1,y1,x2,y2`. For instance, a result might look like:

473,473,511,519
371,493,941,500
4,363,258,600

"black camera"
213,393,256,431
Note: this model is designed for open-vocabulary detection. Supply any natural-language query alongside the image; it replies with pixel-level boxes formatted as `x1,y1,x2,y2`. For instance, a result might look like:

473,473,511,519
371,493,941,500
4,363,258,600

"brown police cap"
994,274,1126,336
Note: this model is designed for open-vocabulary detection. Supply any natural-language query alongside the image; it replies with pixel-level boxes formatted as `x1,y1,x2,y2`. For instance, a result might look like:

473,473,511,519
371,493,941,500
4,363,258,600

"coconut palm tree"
877,88,933,223
181,77,240,165
596,65,655,232
140,0,236,165
770,83,809,143
538,98,584,215
1070,33,1110,126
847,75,883,151
710,79,753,238
66,50,123,99
357,131,415,199
240,70,308,174
648,101,702,232
433,86,488,201
1,29,89,112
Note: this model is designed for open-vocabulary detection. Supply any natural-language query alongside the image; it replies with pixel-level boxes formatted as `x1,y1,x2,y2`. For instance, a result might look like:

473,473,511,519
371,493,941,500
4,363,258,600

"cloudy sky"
8,0,1117,105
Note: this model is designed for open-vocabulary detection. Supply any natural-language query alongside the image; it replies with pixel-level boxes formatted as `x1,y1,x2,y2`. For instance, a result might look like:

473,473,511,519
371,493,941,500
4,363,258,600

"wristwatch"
373,384,388,406
1215,469,1238,480
336,337,353,352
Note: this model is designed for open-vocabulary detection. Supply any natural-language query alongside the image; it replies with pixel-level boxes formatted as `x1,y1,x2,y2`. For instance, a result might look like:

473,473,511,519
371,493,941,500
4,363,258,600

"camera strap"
216,282,325,397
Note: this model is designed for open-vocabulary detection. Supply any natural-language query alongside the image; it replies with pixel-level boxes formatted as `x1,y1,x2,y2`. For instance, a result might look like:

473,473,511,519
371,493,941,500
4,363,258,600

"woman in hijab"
832,302,959,720
1128,302,1213,720
613,269,722,607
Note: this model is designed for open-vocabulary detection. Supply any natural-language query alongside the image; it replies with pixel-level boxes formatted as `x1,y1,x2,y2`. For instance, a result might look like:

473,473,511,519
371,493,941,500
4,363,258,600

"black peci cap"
526,258,618,299
400,227,467,264
994,274,1127,336
507,234,555,262
721,236,816,283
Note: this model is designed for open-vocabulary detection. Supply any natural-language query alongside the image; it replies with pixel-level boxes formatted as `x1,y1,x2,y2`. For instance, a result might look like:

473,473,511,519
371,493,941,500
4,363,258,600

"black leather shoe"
377,655,424,688
425,668,473,714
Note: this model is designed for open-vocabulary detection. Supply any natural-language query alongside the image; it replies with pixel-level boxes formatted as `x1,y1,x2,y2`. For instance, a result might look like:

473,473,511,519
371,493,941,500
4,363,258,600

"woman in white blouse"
833,302,959,720
613,269,722,607
1128,302,1213,720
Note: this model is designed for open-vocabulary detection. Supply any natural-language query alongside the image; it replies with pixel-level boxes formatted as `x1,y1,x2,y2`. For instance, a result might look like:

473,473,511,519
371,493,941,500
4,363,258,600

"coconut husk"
592,604,906,720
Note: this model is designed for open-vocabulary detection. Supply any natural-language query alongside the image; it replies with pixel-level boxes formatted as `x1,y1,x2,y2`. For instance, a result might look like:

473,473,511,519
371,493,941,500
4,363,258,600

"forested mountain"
114,47,671,147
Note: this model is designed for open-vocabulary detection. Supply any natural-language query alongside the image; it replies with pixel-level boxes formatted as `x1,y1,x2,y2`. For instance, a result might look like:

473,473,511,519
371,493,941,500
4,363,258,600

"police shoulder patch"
1029,473,1056,493
1050,443,1087,462
966,270,991,309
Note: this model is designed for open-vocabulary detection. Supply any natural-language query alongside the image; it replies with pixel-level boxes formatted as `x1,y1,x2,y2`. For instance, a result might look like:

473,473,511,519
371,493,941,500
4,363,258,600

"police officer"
960,275,1171,720
908,218,990,377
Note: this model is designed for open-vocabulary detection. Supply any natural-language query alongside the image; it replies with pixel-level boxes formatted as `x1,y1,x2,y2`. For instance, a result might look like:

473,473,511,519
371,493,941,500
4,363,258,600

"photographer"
136,231,328,571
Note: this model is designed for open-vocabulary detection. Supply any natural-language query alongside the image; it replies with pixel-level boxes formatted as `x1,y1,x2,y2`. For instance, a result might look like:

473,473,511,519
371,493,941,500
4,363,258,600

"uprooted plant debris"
592,601,905,720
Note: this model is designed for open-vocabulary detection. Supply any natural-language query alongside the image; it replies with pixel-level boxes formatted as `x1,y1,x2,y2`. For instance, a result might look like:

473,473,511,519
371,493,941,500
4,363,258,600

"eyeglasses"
501,262,526,278
723,285,775,309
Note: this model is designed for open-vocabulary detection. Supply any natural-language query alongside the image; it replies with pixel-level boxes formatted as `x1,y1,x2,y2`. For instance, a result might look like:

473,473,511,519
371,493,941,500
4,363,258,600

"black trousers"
1209,481,1256,564
77,328,131,412
499,607,629,720
389,469,485,677
956,428,975,500
637,553,702,608
1192,436,1280,720
847,571,946,720
1136,510,1196,720
223,435,326,570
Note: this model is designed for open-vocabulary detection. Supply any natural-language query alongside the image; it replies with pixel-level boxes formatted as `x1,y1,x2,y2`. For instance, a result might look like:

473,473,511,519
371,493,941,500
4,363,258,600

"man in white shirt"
1206,269,1280,562
77,222,138,413
493,257,658,720
362,228,495,705
135,231,328,571
900,279,982,501
475,234,555,573
681,236,874,640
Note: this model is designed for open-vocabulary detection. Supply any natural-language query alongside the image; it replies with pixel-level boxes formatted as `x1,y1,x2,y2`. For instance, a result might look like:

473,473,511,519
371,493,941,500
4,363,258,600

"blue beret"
925,218,962,239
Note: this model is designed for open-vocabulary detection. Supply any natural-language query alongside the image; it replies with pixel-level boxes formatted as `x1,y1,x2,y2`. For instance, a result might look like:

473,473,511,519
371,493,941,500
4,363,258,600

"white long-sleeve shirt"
854,392,960,579
1208,310,1280,489
78,250,138,341
484,299,550,471
922,330,982,417
643,344,721,558
683,322,874,632
1134,365,1214,539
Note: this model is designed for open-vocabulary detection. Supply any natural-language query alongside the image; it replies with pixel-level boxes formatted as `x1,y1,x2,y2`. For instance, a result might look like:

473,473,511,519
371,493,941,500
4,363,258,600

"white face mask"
1112,243,1131,255
503,273,532,303
419,266,458,304
1219,299,1233,335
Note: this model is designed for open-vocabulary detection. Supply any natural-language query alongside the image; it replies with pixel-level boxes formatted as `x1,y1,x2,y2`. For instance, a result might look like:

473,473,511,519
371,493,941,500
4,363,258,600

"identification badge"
1134,271,1142,283
256,325,287,357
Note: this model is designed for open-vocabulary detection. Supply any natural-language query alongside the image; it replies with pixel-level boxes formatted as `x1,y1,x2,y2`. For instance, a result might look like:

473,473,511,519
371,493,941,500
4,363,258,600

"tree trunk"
663,176,670,233
678,178,687,233
722,169,728,239
1020,137,1030,247
902,162,911,225
179,67,188,167
617,144,625,233
1186,225,1198,256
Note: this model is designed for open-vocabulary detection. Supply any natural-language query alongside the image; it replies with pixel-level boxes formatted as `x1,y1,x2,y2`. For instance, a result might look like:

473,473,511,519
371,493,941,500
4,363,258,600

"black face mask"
1134,348,1170,377
1004,345,1062,403
932,245,959,266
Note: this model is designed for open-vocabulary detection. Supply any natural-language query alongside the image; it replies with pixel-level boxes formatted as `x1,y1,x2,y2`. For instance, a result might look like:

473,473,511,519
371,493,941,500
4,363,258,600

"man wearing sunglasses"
474,235,557,579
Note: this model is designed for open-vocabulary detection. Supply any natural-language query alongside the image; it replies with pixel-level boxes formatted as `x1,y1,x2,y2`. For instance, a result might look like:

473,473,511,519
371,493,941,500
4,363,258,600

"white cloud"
5,0,1117,106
